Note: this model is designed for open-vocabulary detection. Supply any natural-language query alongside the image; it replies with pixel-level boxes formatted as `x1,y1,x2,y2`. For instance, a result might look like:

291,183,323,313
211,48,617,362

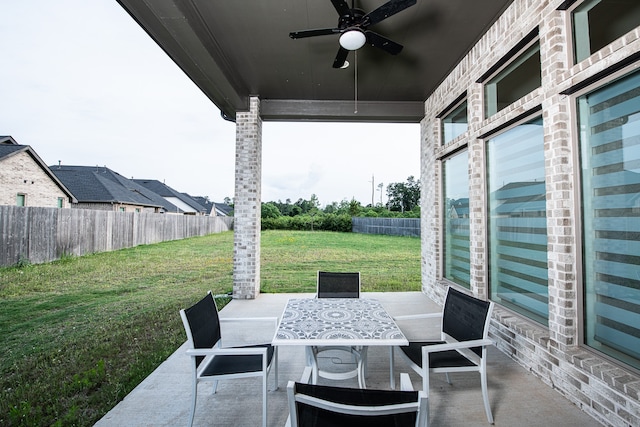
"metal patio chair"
312,271,367,387
286,367,428,427
180,291,278,427
390,286,495,424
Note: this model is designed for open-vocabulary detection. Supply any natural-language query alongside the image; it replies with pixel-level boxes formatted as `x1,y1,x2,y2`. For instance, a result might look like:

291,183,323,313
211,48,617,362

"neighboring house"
0,136,76,208
212,201,233,217
447,198,469,219
133,179,207,215
50,165,169,213
192,196,233,217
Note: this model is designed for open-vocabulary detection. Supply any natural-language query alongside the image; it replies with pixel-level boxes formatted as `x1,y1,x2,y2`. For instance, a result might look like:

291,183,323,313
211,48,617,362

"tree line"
259,176,420,232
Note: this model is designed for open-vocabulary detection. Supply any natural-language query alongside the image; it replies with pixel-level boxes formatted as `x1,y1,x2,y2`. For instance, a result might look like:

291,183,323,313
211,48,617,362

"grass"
0,230,420,426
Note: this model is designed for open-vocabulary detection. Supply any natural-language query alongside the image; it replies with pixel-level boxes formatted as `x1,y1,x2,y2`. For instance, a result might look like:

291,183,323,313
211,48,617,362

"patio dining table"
272,297,408,388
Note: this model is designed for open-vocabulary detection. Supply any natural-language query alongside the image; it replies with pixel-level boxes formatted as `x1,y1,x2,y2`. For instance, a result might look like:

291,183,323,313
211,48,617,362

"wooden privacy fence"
352,217,420,237
0,206,233,267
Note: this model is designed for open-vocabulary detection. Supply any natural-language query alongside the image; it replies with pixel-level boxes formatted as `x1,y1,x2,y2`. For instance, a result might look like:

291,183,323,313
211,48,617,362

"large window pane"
485,43,541,118
443,150,470,288
442,100,468,144
573,0,640,63
579,69,640,370
487,117,548,324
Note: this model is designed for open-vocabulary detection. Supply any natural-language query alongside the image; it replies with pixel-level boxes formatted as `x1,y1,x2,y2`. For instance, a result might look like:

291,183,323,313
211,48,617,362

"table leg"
305,346,319,384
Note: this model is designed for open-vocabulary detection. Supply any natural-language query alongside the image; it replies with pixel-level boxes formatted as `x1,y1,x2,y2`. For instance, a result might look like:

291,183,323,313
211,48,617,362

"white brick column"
233,97,262,299
420,114,439,299
540,8,578,349
468,82,489,301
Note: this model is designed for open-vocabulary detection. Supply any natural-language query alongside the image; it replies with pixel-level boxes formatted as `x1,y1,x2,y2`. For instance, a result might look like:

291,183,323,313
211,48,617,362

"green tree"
348,199,362,216
261,202,281,219
386,176,421,212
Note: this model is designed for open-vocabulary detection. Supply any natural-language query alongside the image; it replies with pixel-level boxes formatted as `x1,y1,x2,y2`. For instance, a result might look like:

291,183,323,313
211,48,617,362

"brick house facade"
0,138,75,208
421,1,640,425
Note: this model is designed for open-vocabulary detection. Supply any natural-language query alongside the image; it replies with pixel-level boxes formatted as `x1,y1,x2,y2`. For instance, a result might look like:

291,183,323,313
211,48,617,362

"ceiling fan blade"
290,28,340,39
364,0,417,26
332,47,349,68
365,31,403,55
331,0,351,16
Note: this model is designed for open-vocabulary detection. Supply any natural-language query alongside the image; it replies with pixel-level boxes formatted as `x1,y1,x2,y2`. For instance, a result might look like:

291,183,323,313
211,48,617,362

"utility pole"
370,174,375,207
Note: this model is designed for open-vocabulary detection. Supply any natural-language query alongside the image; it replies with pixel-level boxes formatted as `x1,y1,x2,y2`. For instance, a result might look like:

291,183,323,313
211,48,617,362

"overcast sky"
0,0,419,207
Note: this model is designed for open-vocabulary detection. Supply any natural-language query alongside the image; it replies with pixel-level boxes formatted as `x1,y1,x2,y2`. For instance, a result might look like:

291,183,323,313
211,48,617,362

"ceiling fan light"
339,30,366,51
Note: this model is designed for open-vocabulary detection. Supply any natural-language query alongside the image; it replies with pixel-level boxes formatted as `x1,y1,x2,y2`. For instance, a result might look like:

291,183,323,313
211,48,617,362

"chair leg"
212,379,218,394
422,364,429,394
271,347,279,391
263,372,268,427
481,370,494,424
188,378,197,427
188,360,199,427
389,347,396,389
444,372,451,384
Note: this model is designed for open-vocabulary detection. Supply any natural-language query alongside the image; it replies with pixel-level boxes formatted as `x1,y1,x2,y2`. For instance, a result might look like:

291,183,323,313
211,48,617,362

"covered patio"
111,0,640,425
95,292,601,426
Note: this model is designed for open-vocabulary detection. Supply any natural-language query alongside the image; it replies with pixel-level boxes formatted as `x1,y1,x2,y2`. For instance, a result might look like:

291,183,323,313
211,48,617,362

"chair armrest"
420,338,494,355
399,373,413,391
393,312,441,321
186,346,269,357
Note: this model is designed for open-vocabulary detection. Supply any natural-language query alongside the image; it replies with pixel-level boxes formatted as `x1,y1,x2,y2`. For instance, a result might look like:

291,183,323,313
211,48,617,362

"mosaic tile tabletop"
272,298,408,346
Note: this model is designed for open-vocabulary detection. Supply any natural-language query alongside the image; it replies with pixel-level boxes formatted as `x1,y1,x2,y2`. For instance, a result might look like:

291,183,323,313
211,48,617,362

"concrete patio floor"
95,292,603,427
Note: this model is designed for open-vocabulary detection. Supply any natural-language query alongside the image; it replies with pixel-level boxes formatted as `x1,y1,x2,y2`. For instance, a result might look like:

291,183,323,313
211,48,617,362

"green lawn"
0,230,420,426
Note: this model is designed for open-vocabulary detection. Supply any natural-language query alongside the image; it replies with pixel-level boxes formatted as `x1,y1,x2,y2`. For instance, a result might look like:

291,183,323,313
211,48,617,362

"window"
578,69,640,370
57,197,64,208
487,117,548,324
16,194,26,206
572,0,640,64
485,42,541,118
119,207,126,212
441,100,468,144
443,150,470,288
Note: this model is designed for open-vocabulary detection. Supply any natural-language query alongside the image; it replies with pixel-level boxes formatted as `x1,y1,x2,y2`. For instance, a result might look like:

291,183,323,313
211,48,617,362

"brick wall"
420,0,640,425
0,151,68,208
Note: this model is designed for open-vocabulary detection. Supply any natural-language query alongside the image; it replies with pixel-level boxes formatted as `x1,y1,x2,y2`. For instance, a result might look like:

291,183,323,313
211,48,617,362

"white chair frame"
390,287,495,424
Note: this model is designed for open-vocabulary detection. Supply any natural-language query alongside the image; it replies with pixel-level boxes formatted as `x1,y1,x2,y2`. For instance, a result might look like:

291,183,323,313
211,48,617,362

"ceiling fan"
289,0,417,68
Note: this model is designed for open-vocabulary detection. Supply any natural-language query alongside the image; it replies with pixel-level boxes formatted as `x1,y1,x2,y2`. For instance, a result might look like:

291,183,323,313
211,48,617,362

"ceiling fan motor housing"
338,8,366,31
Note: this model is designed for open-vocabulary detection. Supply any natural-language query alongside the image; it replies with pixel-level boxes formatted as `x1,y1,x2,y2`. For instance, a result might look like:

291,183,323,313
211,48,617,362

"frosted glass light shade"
339,30,366,50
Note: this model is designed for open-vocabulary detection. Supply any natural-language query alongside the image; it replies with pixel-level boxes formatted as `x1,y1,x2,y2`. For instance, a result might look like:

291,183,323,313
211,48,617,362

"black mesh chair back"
317,271,360,298
441,287,491,357
183,292,222,367
291,382,424,427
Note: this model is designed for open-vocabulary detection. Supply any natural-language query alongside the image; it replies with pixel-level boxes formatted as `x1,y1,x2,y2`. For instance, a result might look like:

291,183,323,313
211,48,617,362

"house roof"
192,196,233,216
0,136,19,145
49,165,169,209
133,179,207,214
115,0,515,123
0,142,77,202
0,144,25,157
212,202,233,216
